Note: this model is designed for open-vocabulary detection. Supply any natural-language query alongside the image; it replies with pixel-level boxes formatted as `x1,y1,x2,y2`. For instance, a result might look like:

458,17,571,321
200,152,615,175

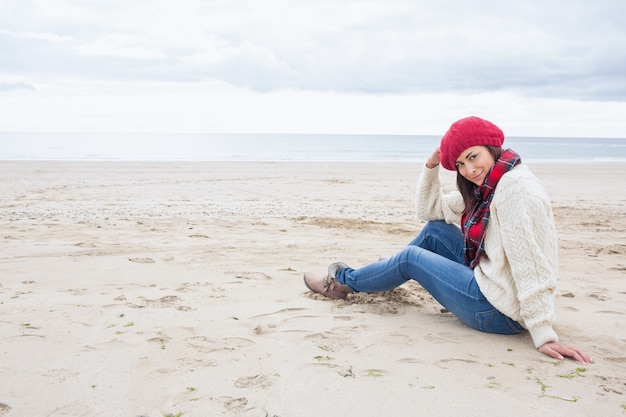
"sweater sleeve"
415,164,464,224
494,176,559,348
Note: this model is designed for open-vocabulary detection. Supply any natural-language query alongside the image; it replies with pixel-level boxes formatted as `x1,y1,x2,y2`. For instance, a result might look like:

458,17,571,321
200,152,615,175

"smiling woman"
454,146,499,186
304,116,594,364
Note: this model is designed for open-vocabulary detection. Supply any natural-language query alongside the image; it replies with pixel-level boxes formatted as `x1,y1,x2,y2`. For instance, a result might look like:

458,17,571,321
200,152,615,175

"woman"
304,116,592,363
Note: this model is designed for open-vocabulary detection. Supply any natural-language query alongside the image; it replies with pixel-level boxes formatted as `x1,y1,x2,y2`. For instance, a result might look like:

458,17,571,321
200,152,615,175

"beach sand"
0,161,624,417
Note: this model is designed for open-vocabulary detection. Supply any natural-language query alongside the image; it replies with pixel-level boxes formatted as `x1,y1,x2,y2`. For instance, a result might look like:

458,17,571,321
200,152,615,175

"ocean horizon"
1,132,625,163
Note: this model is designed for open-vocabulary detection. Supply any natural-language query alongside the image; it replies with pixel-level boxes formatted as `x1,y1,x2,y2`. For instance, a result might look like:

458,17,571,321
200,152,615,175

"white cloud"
0,81,35,91
0,0,625,134
0,28,73,42
75,34,168,59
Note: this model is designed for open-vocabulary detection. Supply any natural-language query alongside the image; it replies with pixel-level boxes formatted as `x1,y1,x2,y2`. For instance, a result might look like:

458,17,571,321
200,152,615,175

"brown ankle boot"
303,262,353,299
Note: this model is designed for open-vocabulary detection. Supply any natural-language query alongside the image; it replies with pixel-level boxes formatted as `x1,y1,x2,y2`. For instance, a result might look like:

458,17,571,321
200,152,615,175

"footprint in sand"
74,241,96,248
143,295,192,311
128,257,155,263
185,335,255,352
234,271,272,280
234,374,273,389
222,397,248,412
598,374,626,396
588,292,608,301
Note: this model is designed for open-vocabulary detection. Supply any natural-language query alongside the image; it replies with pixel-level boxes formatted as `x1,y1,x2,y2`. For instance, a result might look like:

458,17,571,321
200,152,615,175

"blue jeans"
335,221,526,335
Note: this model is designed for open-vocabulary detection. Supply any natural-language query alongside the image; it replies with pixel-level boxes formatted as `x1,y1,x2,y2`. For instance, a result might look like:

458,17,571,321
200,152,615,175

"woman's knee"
424,220,457,235
409,221,441,246
410,220,460,250
395,245,423,275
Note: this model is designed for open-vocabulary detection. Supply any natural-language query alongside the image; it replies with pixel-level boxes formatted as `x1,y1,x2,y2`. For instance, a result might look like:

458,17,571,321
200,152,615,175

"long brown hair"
457,146,504,214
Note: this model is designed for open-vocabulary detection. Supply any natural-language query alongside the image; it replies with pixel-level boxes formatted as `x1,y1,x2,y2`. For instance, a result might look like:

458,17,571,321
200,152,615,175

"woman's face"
455,145,496,186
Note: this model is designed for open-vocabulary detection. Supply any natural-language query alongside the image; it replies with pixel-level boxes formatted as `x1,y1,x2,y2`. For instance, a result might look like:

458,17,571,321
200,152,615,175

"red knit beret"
439,116,505,170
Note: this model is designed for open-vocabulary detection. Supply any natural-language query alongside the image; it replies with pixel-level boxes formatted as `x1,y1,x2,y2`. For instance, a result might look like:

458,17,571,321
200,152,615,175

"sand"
0,161,624,417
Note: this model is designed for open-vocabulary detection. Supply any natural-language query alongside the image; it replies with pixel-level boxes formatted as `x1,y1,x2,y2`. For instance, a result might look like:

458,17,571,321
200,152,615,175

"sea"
1,132,625,163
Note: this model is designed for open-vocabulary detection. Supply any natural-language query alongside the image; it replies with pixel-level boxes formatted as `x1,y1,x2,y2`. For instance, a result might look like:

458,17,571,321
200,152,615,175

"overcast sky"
1,0,625,136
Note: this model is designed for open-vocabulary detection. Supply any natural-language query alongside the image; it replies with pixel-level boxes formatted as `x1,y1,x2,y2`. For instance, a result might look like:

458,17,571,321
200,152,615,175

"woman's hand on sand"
426,147,441,169
538,341,593,364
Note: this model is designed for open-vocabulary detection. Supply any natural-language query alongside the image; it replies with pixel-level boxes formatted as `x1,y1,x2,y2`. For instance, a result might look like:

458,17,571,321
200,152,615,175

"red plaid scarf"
461,149,521,269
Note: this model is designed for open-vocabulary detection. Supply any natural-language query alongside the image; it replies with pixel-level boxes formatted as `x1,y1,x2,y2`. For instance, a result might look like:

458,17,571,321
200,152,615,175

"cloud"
0,0,625,136
75,35,168,60
0,81,35,92
1,0,624,101
0,28,73,42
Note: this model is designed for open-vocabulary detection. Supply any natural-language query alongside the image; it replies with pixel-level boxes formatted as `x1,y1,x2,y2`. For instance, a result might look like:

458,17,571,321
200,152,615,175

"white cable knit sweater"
416,163,559,348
